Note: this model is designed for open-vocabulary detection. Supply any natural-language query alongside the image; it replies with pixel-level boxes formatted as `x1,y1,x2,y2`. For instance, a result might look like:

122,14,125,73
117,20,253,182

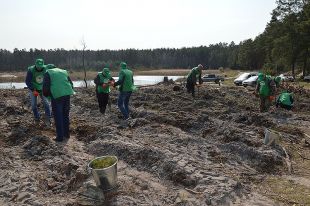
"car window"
248,76,258,81
203,74,216,78
238,73,250,79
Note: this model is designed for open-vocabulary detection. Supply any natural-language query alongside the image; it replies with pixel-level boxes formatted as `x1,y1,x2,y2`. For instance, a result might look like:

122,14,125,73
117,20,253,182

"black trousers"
186,79,195,97
96,92,109,114
51,95,70,141
259,96,269,112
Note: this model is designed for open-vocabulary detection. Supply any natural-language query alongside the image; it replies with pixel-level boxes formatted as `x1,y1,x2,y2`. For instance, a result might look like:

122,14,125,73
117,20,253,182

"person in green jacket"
25,58,51,125
114,62,134,120
274,76,282,88
186,64,203,97
46,64,56,70
94,68,115,114
276,91,294,110
256,73,275,112
42,67,74,142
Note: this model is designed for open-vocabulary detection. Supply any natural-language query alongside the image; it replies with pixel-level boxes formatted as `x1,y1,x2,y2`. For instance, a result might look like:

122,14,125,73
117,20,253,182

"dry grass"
259,176,310,205
257,133,310,206
0,72,25,82
69,69,190,80
0,68,225,82
296,81,310,89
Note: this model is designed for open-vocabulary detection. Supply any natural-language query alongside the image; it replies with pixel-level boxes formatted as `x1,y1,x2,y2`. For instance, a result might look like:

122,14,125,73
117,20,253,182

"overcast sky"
0,0,276,50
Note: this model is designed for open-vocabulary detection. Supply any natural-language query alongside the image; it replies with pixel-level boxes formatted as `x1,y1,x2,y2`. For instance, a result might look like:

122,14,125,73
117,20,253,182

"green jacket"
187,67,202,84
256,76,275,97
115,68,134,92
28,65,47,91
274,76,282,88
95,69,114,93
277,92,293,106
47,68,74,99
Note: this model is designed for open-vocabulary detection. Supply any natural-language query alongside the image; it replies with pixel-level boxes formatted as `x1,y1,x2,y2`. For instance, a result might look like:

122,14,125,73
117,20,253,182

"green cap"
46,64,56,70
35,59,44,68
275,76,281,83
120,62,127,69
258,73,265,81
103,67,111,79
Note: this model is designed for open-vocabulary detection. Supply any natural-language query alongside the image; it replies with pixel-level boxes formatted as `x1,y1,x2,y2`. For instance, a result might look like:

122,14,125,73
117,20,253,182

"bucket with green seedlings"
88,156,118,191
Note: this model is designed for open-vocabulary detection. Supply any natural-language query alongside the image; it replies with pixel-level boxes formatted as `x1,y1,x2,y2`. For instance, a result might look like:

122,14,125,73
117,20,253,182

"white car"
242,75,258,87
279,74,294,82
304,75,310,82
234,72,258,86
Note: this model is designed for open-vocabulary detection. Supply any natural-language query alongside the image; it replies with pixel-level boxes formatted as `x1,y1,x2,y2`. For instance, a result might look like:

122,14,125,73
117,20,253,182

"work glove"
269,96,275,101
33,90,39,97
102,83,108,89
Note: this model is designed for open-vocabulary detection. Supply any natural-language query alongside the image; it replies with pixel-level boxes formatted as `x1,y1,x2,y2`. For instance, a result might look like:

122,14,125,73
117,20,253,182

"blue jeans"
117,92,132,119
29,90,51,120
51,96,70,141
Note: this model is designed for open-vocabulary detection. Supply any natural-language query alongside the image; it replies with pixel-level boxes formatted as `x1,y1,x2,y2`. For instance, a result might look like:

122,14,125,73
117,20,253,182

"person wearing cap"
42,66,74,142
94,67,115,114
114,62,134,120
276,91,294,110
274,76,282,88
255,73,275,112
186,64,203,97
46,64,56,70
25,58,51,125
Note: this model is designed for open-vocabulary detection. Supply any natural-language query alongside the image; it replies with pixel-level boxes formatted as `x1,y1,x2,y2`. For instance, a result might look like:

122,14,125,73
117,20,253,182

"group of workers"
255,73,294,112
94,62,134,119
25,59,134,142
26,59,294,141
185,64,294,112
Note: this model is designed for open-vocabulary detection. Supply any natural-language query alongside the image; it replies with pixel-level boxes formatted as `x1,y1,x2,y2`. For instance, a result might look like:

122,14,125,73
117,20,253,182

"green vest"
47,68,74,99
29,65,47,91
119,69,134,92
279,92,292,106
187,67,200,80
97,72,111,93
258,79,270,97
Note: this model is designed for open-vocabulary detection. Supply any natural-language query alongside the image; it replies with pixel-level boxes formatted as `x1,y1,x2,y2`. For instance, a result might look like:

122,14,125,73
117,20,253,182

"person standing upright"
256,73,275,112
25,58,51,126
186,64,203,97
114,62,134,120
43,66,74,142
94,67,115,114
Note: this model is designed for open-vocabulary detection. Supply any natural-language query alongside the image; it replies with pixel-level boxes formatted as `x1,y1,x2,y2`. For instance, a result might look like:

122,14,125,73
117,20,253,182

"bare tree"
81,37,87,88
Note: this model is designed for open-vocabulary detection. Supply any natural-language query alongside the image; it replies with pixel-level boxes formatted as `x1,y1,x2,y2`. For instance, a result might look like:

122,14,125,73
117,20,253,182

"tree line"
0,0,309,77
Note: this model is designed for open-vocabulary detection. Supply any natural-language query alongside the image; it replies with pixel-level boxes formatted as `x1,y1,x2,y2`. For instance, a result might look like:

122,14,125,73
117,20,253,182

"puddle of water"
0,76,182,89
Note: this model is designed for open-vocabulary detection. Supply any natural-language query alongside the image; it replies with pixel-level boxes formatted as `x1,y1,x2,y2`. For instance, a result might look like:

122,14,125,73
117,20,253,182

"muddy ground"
0,82,310,206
